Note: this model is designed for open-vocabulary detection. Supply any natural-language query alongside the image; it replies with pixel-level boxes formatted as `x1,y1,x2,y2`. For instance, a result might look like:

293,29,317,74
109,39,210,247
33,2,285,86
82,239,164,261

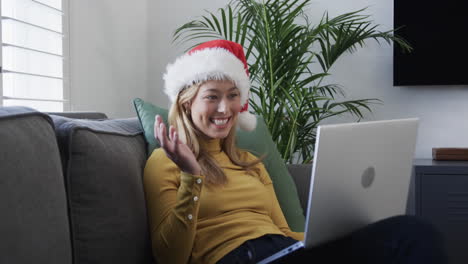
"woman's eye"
205,95,217,100
229,93,239,98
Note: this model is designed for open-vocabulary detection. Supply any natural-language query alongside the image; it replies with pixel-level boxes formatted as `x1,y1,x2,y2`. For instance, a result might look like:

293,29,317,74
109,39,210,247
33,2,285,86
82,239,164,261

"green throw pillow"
133,98,305,232
133,98,168,155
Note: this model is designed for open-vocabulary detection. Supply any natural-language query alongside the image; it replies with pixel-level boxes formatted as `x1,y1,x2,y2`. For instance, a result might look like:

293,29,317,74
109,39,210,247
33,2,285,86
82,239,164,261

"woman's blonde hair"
168,82,262,185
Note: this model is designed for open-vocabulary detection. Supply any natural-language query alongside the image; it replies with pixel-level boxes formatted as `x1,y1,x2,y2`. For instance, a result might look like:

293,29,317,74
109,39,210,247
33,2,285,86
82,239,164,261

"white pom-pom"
238,112,257,131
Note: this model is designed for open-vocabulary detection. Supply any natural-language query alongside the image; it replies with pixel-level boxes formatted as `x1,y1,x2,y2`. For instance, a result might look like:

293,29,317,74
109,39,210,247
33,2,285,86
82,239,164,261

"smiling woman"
143,40,307,264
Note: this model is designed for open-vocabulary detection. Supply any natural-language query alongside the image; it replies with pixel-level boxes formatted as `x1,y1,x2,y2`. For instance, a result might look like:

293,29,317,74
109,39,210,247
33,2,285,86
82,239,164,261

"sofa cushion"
52,116,153,264
132,98,306,232
0,106,72,264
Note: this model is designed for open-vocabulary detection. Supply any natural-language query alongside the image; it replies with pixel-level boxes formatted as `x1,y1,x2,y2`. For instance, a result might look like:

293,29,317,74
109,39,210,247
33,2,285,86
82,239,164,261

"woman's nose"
218,99,227,113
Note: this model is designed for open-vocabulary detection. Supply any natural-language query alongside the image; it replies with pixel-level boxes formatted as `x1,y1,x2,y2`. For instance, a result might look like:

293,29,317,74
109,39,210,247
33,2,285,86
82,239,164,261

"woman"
144,40,446,264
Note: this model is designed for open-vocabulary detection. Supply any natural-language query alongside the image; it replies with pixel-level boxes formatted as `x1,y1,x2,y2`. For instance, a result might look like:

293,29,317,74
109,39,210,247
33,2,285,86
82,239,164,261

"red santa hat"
163,39,256,131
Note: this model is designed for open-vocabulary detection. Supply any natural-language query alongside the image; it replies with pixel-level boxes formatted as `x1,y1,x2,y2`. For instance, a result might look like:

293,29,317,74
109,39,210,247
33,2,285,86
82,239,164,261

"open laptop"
258,118,419,264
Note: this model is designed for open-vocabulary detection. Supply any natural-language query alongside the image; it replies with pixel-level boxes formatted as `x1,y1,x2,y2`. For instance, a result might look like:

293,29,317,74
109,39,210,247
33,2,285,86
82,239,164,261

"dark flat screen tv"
393,0,468,86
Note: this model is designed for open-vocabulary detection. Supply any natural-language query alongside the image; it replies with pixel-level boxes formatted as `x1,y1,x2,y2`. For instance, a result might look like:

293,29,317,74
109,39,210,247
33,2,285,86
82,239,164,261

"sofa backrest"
51,115,154,264
0,106,72,264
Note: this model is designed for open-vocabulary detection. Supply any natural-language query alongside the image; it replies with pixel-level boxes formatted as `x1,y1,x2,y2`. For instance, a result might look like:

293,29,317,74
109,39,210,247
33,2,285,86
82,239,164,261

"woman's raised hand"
154,115,202,175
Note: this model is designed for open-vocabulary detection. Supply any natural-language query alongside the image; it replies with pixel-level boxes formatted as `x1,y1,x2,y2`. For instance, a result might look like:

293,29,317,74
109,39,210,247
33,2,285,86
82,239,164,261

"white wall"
303,0,468,159
71,0,468,159
69,0,148,118
147,0,231,109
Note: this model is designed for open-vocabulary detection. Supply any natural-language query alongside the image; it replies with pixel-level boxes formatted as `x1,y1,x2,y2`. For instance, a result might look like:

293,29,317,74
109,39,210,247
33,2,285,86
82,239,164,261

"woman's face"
188,80,242,139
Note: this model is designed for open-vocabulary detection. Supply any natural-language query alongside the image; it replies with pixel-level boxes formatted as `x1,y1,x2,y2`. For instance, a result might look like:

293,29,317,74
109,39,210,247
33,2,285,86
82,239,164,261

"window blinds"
1,0,67,112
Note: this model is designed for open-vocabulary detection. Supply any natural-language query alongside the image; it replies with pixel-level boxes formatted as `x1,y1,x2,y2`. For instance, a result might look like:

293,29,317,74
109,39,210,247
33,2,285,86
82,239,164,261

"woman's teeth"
212,118,229,125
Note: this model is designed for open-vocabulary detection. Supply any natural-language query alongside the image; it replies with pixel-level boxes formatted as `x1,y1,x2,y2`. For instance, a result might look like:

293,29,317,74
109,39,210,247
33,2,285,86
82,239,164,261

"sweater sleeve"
143,149,205,264
255,160,305,242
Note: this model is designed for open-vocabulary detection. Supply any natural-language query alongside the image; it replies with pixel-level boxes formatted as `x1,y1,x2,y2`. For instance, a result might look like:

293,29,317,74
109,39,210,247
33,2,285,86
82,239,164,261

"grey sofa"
0,106,311,264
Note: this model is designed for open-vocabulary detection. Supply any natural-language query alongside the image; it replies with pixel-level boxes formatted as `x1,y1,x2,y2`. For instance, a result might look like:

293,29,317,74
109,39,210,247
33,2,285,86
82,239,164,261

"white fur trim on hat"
163,48,250,105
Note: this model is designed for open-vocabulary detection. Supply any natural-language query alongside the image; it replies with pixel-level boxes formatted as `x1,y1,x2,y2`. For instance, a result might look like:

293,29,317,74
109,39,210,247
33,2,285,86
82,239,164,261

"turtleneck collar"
199,138,222,153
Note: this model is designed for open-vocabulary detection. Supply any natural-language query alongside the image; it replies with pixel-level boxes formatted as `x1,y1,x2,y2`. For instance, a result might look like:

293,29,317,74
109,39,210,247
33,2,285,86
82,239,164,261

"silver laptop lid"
303,118,419,248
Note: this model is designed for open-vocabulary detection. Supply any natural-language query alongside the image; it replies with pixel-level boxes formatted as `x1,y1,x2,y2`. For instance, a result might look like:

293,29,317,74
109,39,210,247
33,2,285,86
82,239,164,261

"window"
0,0,69,112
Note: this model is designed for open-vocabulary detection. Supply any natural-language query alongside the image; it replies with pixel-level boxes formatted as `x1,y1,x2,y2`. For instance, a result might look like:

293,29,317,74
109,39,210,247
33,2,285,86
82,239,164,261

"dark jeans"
217,215,448,264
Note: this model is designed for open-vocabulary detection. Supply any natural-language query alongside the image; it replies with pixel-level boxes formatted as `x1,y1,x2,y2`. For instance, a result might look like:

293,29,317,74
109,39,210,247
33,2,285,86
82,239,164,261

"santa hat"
163,39,256,131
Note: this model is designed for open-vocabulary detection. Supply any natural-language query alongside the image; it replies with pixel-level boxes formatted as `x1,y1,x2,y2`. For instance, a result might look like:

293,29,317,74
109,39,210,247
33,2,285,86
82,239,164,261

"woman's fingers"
168,126,178,155
154,115,166,145
168,125,174,141
154,117,183,163
173,131,179,154
154,116,159,141
173,130,178,145
161,123,179,155
159,122,168,148
155,116,170,145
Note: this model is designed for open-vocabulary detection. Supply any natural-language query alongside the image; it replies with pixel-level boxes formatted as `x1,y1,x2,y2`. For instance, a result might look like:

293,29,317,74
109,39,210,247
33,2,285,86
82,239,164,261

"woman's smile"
210,117,230,127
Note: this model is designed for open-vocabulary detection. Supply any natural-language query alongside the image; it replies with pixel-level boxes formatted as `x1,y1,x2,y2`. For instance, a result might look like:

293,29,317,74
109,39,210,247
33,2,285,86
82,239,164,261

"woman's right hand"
154,115,202,175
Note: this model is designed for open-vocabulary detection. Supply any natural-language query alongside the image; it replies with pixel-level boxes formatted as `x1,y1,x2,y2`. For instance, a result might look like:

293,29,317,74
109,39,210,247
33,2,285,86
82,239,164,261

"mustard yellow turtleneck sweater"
143,138,304,264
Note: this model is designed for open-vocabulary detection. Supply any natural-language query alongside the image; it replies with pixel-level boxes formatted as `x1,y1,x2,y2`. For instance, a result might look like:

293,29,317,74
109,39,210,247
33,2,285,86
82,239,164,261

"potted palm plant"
173,0,411,163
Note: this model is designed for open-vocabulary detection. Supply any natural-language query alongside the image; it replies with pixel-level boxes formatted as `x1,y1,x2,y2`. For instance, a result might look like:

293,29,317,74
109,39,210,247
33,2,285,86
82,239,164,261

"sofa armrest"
287,164,312,214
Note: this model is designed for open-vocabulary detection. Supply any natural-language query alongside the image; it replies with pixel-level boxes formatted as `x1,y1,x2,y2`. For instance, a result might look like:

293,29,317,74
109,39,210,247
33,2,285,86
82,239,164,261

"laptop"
258,118,419,264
